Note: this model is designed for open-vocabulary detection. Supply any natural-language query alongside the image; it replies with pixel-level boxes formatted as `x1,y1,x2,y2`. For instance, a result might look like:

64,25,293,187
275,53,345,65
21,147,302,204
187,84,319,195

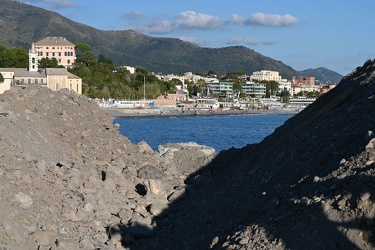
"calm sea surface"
114,114,293,152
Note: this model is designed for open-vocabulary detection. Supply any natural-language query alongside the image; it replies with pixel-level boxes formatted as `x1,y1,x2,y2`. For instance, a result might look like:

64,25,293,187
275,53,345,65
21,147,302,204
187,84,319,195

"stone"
129,221,154,238
168,188,186,203
300,197,310,206
137,163,166,179
15,192,33,209
32,230,58,246
144,179,167,197
360,189,371,201
149,201,169,217
313,176,320,183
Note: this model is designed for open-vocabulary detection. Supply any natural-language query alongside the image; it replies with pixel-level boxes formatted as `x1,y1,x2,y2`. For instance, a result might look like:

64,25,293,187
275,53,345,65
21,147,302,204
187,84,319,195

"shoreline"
103,107,300,118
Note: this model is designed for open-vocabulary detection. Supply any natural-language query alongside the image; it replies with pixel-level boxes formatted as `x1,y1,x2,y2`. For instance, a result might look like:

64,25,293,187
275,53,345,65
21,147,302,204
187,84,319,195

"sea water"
114,114,293,152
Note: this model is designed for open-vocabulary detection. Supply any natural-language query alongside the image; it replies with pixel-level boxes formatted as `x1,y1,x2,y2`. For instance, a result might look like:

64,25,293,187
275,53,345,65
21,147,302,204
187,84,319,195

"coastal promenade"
103,107,300,118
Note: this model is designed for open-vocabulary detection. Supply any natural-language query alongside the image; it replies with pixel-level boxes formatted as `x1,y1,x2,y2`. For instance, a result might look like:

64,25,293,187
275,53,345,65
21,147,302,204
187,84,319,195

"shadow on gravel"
111,141,375,249
113,60,375,248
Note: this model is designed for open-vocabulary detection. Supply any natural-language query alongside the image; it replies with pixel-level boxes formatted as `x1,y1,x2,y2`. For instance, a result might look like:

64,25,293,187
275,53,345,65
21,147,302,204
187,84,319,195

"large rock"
158,142,217,177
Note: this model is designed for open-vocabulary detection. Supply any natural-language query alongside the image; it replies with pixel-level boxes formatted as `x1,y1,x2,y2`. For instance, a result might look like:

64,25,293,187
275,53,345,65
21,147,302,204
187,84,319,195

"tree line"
0,43,307,101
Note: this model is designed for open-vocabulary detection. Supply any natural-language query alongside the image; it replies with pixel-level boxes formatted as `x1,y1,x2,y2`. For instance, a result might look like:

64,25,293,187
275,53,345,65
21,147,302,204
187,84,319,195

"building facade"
278,81,292,94
242,81,266,97
34,37,76,67
0,42,82,95
292,75,315,85
205,81,233,96
250,70,281,82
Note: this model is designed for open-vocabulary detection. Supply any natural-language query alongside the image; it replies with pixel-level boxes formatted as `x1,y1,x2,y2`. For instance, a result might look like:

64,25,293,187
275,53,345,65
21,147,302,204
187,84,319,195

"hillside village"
0,37,337,111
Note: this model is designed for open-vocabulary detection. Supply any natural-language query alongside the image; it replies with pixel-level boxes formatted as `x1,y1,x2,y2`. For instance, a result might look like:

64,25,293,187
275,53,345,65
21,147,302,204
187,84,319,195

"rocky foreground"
0,86,216,249
1,59,375,250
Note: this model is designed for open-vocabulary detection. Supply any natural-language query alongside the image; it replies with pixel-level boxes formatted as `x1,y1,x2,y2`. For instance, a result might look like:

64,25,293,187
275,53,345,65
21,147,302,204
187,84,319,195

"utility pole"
143,75,146,100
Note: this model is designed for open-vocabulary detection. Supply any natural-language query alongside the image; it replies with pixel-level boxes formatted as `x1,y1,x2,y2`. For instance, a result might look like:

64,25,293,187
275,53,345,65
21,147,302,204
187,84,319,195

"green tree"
75,43,91,55
98,54,113,65
265,81,278,97
0,72,4,83
0,47,28,68
39,57,60,68
280,88,290,103
75,51,97,67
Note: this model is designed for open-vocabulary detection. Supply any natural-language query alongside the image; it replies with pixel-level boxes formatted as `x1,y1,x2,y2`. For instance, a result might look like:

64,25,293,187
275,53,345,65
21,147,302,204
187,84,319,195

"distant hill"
298,67,343,84
0,0,343,82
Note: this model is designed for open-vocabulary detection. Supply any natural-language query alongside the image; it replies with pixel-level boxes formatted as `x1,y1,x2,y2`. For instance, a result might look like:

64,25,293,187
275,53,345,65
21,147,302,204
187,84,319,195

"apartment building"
34,37,76,67
250,70,281,82
242,81,266,97
205,81,233,96
292,75,315,85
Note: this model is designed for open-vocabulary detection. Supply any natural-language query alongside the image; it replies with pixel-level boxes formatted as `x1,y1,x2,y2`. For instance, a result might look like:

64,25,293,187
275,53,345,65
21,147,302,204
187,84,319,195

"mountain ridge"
0,0,342,82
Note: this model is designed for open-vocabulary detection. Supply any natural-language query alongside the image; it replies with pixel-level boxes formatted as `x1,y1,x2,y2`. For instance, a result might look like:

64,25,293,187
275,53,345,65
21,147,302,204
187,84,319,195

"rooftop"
34,37,75,47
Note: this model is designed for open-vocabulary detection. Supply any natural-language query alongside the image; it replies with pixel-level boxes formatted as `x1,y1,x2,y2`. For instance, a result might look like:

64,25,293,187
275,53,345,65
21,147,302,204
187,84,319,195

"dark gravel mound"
133,59,375,249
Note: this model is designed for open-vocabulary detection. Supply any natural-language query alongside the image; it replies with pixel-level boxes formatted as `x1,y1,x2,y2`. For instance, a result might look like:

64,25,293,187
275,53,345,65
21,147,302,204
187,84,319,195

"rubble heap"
0,86,216,249
134,59,375,249
2,59,375,250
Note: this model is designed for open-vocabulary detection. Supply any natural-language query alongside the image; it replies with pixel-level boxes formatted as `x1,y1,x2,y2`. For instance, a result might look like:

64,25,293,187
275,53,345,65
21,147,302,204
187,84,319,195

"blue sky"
28,0,375,76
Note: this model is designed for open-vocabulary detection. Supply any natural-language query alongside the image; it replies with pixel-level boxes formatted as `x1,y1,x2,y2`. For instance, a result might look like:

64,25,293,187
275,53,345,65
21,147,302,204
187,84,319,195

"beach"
103,107,300,118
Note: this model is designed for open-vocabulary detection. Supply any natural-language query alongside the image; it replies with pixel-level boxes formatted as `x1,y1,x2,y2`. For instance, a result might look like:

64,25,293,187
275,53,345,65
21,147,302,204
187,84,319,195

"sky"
27,0,375,76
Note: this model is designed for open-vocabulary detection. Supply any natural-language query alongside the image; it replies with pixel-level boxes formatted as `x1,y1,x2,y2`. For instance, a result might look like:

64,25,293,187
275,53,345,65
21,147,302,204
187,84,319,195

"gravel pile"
0,86,216,249
2,59,375,250
133,59,375,249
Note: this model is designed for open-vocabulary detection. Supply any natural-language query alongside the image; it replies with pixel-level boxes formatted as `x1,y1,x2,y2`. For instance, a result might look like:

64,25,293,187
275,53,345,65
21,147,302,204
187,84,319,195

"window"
68,59,70,64
46,52,49,56
28,79,31,84
35,79,38,84
52,47,55,49
32,58,35,63
52,52,55,57
70,83,72,90
59,52,61,57
55,83,59,91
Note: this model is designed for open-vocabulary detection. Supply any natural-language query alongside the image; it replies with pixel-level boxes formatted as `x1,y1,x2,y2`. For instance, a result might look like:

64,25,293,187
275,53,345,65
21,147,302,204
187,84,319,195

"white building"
250,70,281,82
206,81,233,96
242,81,266,97
124,66,136,74
278,81,292,94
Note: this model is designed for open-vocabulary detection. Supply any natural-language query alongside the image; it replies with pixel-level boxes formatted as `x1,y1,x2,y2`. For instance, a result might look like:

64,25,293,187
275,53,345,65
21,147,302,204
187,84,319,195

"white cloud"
245,12,298,27
123,10,142,20
262,40,278,45
226,37,261,45
179,36,207,46
230,14,245,25
135,20,175,34
47,0,76,9
174,11,223,30
226,37,278,46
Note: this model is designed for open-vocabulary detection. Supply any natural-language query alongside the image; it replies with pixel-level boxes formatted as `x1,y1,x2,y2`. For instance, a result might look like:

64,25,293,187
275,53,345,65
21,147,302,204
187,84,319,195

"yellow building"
0,43,82,94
